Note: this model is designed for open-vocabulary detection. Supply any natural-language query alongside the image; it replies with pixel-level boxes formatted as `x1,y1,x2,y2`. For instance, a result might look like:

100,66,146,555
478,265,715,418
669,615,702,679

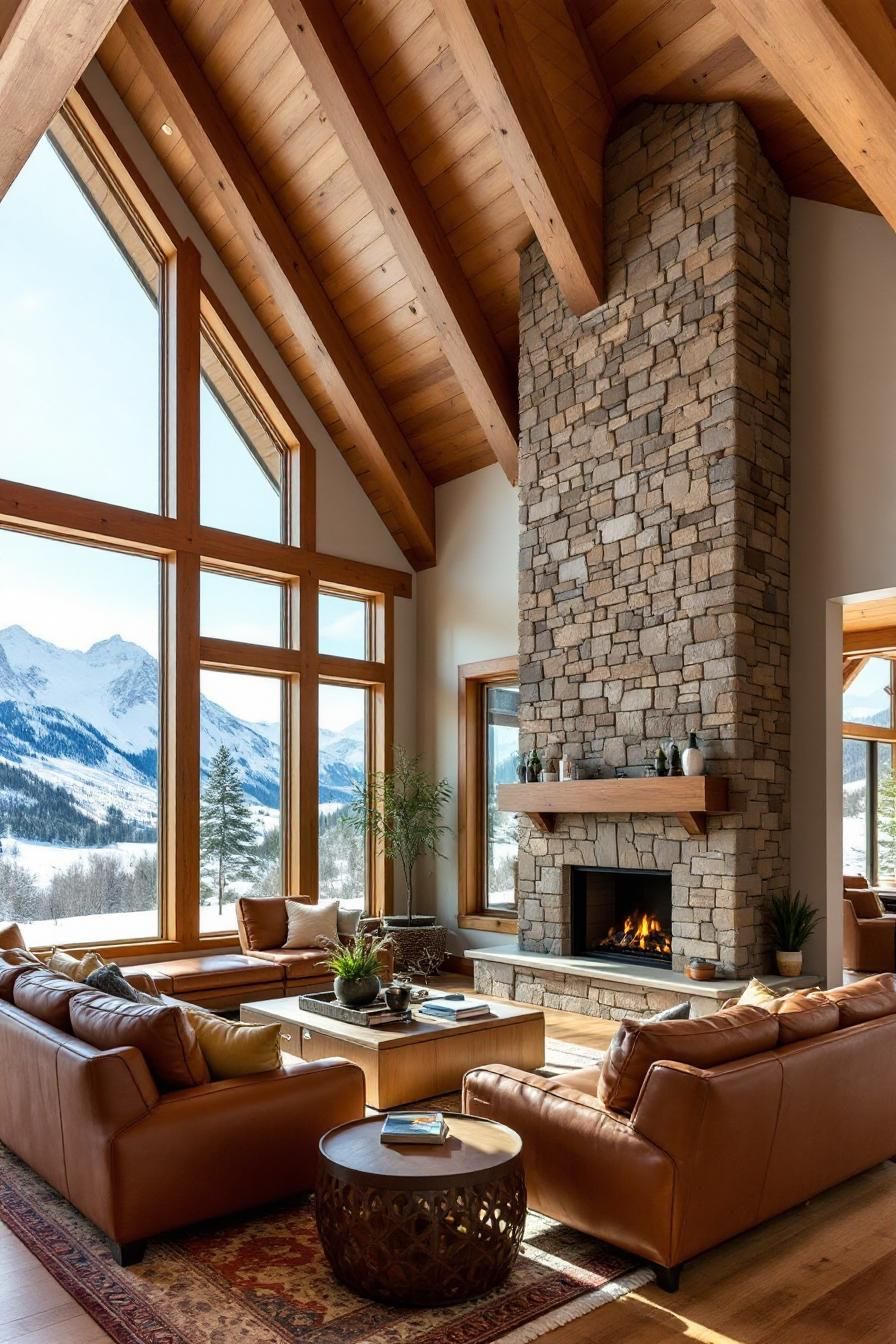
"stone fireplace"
473,101,791,1018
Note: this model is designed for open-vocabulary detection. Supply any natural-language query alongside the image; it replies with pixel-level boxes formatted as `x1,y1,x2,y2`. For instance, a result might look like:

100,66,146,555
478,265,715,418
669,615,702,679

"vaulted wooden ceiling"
2,0,895,568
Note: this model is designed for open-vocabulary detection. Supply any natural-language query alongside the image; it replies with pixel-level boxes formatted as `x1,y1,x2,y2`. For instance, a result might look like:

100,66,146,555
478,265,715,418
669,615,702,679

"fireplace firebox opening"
570,867,673,968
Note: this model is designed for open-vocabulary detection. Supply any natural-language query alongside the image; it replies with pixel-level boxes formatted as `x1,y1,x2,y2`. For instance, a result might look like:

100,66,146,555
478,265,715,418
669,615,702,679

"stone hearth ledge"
469,945,816,1020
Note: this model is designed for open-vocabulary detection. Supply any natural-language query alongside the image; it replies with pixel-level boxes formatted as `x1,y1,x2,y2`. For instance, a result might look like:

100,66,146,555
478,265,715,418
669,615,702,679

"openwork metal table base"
316,1162,527,1306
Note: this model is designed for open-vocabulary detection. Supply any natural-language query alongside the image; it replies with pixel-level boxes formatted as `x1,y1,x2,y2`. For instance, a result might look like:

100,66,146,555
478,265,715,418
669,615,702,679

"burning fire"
601,909,672,956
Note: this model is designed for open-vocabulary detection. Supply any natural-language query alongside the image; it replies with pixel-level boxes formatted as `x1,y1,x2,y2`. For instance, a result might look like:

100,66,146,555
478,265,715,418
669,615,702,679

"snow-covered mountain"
0,625,365,833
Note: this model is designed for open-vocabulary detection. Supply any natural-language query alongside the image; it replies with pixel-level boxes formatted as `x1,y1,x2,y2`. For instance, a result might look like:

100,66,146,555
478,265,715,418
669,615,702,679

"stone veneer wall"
516,102,790,977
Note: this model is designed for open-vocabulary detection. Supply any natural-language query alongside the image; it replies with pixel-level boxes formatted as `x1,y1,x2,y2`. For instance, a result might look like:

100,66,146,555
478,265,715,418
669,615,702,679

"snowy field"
20,901,240,949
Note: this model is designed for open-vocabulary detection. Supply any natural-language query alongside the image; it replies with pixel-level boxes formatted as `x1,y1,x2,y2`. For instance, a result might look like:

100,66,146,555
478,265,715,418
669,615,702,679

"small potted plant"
341,747,452,973
765,890,823,976
318,930,390,1007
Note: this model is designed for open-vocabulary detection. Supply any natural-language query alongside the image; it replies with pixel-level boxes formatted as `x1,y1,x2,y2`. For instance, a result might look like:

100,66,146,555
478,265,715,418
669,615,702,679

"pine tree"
878,764,896,881
199,746,258,913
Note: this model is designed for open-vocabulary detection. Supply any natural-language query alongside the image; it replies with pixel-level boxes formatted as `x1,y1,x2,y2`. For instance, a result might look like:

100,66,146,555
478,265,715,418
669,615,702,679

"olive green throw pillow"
185,1007,282,1081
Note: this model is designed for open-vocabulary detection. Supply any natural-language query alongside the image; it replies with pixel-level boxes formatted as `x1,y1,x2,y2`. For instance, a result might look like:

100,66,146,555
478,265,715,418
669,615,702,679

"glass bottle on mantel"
527,748,542,782
560,750,576,782
668,742,683,776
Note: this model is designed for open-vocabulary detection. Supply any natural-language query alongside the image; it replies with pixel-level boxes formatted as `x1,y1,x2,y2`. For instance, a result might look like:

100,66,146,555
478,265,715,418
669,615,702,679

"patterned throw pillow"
85,964,140,1002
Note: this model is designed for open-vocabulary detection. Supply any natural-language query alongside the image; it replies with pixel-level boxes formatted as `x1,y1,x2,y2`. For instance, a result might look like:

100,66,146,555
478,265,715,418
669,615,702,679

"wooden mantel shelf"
497,777,730,837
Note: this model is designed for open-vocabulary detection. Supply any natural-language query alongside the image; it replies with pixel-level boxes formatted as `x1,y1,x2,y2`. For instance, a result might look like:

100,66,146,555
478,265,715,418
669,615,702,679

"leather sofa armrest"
463,1064,677,1266
106,1056,366,1243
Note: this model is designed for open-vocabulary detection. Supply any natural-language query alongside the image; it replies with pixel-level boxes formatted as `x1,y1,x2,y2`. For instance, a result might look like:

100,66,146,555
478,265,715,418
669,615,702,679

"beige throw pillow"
737,977,782,1007
185,1007,282,1080
337,906,362,938
44,948,107,982
283,898,339,949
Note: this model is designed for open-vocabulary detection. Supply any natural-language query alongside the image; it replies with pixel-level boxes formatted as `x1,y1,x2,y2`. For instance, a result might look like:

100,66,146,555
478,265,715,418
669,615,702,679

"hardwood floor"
1,979,895,1342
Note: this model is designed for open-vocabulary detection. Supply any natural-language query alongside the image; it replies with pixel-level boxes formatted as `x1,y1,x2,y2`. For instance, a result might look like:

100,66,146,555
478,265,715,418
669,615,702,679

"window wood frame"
458,656,519,933
0,97,405,955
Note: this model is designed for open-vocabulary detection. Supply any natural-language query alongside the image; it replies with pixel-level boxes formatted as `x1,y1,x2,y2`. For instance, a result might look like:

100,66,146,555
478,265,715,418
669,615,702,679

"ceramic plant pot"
775,950,803,977
334,974,381,1007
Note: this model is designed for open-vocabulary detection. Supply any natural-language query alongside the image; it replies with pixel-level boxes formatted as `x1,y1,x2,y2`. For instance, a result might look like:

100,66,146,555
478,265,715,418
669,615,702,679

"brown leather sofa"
0,955,365,1264
463,973,896,1291
843,876,896,973
235,896,394,986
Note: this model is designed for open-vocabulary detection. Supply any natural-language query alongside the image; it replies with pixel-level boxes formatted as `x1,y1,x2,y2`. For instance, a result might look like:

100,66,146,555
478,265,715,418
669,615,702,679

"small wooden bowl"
685,960,717,982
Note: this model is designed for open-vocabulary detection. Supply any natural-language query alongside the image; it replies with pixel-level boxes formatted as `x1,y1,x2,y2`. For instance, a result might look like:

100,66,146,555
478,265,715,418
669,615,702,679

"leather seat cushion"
13,969,91,1031
599,1004,780,1114
0,960,43,1003
766,991,839,1043
127,955,283,993
247,948,330,982
238,897,289,950
70,990,210,1091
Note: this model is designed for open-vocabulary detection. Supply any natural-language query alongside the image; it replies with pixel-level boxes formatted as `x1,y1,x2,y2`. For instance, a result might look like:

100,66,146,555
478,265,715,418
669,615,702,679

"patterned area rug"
0,1145,649,1344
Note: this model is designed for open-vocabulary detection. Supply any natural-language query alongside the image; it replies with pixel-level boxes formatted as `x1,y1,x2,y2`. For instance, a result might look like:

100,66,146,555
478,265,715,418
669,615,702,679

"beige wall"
416,466,519,952
791,197,896,983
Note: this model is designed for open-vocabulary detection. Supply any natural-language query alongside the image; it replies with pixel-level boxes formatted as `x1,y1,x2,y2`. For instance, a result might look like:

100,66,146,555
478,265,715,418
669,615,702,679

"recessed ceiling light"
160,122,173,136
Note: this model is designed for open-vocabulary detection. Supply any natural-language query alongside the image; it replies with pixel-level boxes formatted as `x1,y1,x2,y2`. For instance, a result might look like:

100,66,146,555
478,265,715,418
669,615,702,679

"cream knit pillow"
283,899,339,949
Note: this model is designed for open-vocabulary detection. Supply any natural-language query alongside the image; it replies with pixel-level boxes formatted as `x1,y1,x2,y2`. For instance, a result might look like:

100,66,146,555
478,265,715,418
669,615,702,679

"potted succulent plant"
341,747,452,973
318,930,390,1007
765,890,823,976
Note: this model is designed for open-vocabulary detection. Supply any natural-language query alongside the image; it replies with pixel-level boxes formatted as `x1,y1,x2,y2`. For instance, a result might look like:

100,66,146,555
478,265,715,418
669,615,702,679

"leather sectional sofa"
115,900,394,1011
463,973,896,1291
0,953,365,1264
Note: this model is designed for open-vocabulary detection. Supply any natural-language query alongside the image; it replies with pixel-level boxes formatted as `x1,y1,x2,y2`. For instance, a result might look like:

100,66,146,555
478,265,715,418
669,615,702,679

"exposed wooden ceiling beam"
843,655,870,691
844,627,896,657
431,0,608,316
269,0,519,484
119,0,436,570
712,0,896,230
0,0,127,199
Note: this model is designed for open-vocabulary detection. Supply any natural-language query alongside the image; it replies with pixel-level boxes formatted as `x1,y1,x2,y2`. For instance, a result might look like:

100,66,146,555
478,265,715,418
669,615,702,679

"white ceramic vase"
682,732,704,777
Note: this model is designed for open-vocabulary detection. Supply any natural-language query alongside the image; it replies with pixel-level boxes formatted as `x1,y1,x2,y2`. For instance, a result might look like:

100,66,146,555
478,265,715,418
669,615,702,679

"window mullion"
164,239,201,945
297,574,318,899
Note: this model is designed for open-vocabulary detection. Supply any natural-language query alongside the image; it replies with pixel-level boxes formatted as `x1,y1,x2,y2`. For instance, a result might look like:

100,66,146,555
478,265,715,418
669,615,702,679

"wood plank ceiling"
88,0,888,566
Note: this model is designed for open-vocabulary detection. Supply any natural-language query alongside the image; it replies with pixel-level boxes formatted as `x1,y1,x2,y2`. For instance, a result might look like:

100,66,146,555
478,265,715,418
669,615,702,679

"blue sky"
0,135,366,733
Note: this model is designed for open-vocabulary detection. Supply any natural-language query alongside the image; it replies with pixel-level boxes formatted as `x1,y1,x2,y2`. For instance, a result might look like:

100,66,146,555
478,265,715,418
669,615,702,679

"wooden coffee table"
316,1113,526,1305
240,993,544,1108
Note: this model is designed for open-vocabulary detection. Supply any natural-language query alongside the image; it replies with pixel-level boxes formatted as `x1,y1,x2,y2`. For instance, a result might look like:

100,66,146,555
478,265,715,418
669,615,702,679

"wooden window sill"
459,913,518,934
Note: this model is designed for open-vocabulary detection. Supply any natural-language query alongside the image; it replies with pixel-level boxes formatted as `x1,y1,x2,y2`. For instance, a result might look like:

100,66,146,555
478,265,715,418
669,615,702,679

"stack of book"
380,1112,448,1145
417,995,491,1022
